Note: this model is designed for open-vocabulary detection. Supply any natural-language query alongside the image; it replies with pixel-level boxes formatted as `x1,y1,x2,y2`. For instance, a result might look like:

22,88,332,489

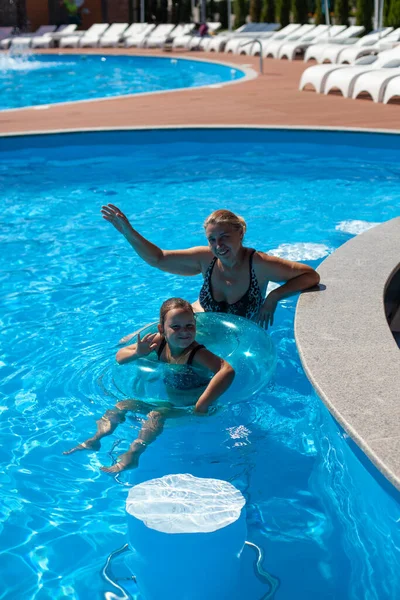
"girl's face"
205,223,243,262
159,308,196,350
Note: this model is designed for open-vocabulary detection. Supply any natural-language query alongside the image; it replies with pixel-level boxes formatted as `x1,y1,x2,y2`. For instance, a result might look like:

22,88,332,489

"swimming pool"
0,53,245,111
1,128,400,599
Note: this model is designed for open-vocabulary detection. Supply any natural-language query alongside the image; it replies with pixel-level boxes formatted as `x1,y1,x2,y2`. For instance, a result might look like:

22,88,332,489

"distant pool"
0,54,245,110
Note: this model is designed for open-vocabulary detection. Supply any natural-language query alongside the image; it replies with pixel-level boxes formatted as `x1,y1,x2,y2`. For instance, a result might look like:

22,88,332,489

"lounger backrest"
147,24,175,38
102,23,128,37
136,24,156,38
122,23,147,38
385,27,400,41
182,23,195,35
286,24,316,40
0,27,13,39
83,23,109,37
56,24,78,34
317,25,346,40
353,27,394,47
375,46,400,66
34,25,57,35
207,22,222,32
333,25,365,40
273,24,302,39
355,46,400,66
301,24,330,41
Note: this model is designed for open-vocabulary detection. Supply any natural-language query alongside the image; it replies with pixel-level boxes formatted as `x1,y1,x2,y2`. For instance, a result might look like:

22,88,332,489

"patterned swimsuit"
199,249,263,321
157,339,211,391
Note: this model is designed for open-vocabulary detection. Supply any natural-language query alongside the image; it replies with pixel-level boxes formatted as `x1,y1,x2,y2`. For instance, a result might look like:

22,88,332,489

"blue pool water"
0,54,244,110
1,128,400,599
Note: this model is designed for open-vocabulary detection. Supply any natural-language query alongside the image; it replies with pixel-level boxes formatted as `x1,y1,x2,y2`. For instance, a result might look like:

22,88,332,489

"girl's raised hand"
136,332,158,357
101,204,133,236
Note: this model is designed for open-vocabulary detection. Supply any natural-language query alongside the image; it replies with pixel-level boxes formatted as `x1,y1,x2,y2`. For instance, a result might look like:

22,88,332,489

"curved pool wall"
0,54,249,111
296,218,400,491
1,127,400,600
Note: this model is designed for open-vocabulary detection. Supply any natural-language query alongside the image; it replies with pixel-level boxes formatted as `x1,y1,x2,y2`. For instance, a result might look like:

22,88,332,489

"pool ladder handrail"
240,38,264,74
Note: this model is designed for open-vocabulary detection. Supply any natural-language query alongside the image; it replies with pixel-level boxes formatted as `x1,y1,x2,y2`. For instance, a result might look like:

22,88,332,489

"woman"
101,204,320,328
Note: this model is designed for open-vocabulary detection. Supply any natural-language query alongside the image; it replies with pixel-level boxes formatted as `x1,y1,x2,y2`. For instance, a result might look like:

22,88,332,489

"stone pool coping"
295,218,400,491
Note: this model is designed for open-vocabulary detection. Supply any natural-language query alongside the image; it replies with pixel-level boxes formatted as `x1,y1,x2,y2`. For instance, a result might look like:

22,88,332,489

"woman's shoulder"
251,250,275,279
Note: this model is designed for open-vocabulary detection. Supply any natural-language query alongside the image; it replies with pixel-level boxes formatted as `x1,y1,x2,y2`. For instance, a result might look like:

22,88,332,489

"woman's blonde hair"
203,209,247,235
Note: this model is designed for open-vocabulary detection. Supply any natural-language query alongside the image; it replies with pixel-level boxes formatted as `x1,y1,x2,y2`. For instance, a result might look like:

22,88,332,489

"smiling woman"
101,204,320,328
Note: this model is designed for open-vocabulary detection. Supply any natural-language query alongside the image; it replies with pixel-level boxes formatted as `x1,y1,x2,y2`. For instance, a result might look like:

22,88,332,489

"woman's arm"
192,350,235,414
256,253,320,328
101,204,210,276
116,332,161,364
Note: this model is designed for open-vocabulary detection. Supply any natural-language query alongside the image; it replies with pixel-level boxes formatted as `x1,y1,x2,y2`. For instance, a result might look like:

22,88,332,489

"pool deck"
1,47,400,133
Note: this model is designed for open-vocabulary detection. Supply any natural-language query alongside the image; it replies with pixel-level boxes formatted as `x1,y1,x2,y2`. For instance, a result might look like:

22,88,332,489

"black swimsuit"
199,249,263,321
157,339,211,391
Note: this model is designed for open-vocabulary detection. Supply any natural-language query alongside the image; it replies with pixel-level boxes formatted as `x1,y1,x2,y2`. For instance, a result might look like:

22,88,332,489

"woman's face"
205,223,243,261
160,308,196,350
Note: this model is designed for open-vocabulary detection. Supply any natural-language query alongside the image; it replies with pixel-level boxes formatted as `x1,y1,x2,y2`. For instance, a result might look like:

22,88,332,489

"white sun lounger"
1,25,57,49
31,24,77,48
278,25,346,60
338,28,400,64
304,26,366,62
351,67,400,102
300,47,400,94
225,24,282,54
98,23,129,47
60,23,109,48
321,27,394,64
204,23,260,53
144,24,176,48
382,74,400,102
323,48,400,97
248,24,302,56
264,24,317,58
124,24,156,47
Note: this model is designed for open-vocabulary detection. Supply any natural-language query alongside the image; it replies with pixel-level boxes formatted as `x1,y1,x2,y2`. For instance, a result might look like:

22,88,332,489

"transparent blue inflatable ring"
112,313,276,405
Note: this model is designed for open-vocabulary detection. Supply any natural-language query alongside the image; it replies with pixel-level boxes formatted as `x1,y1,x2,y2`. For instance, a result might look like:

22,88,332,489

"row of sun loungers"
0,22,222,50
300,46,400,104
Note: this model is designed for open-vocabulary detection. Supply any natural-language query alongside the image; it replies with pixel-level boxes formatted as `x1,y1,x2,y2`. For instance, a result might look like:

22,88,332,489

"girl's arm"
101,204,211,276
255,253,320,328
116,332,161,364
192,350,235,414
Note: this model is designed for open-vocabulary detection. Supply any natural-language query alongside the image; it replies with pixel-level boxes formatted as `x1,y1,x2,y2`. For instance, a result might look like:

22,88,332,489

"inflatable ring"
112,313,276,405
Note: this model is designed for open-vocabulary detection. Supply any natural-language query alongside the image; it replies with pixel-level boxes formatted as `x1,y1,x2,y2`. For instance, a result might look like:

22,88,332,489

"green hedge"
250,0,262,21
292,0,309,24
334,0,349,25
356,0,374,32
388,0,400,27
234,0,247,27
260,0,275,22
276,0,291,26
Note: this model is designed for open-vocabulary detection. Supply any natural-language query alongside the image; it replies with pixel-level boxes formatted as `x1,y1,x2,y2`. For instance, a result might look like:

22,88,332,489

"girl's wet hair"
159,298,195,328
203,209,247,235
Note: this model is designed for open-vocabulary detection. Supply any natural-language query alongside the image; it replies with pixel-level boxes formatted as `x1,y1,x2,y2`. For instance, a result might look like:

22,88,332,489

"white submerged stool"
126,473,246,600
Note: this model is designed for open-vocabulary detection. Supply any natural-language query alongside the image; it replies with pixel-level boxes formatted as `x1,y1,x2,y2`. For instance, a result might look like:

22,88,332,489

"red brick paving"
1,47,399,134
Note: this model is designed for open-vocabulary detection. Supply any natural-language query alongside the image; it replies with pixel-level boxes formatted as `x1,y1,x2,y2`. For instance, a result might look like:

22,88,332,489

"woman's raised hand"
136,332,158,357
101,204,133,236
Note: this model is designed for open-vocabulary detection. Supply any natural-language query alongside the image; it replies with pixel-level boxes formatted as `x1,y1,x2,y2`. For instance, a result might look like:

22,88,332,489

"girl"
64,298,235,473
